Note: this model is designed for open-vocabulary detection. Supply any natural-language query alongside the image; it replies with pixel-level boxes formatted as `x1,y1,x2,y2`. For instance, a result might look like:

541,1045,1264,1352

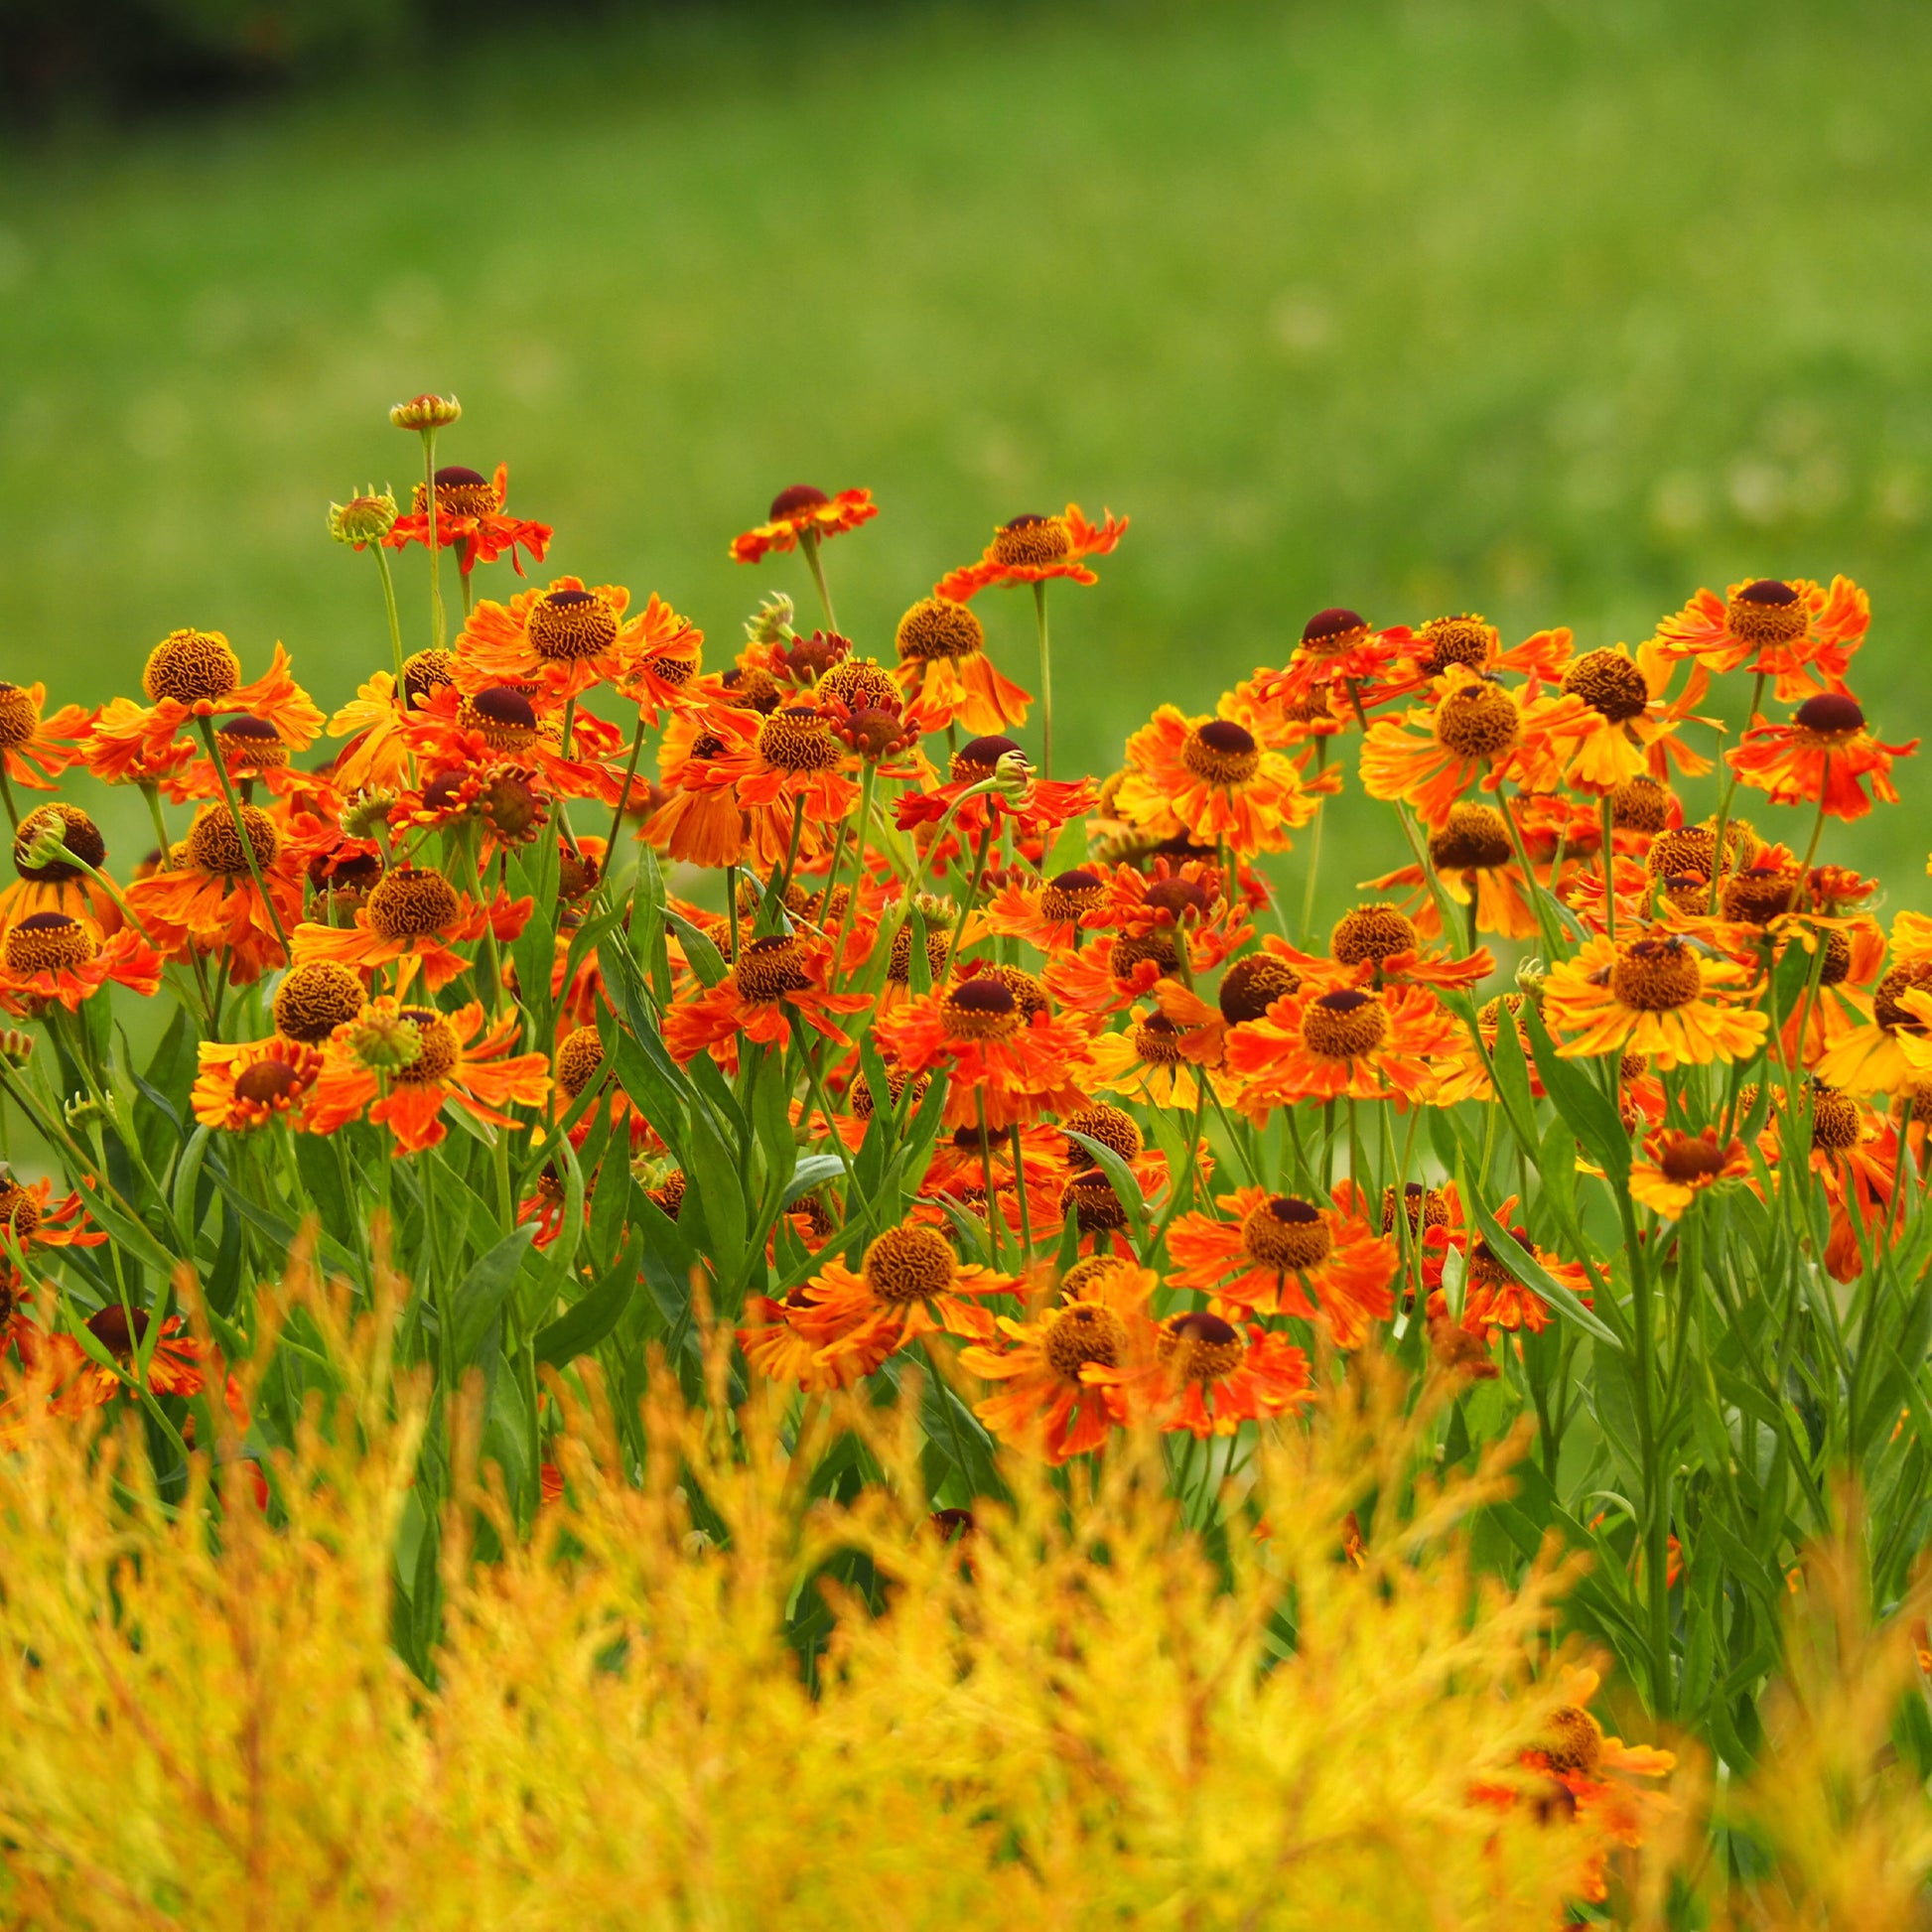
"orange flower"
0,681,95,791
1628,1127,1752,1218
0,1174,105,1254
1091,1310,1311,1439
730,484,878,565
1541,932,1768,1069
85,633,323,784
1539,642,1714,792
1223,984,1456,1113
641,703,761,870
661,933,869,1071
1087,1006,1232,1110
1252,607,1415,712
1167,1184,1397,1343
934,504,1127,603
706,706,862,872
1360,803,1542,941
0,911,162,1013
896,735,1093,860
1114,707,1331,857
959,1262,1155,1462
49,1306,208,1415
384,462,551,577
1653,574,1867,700
894,596,1032,735
983,865,1111,956
1814,912,1932,1095
291,864,528,995
192,1035,324,1132
327,672,416,793
874,976,1094,1130
1458,1202,1590,1338
403,683,623,807
738,1288,852,1393
1726,691,1916,821
457,577,701,712
307,998,552,1154
1358,664,1564,829
789,1224,1022,1381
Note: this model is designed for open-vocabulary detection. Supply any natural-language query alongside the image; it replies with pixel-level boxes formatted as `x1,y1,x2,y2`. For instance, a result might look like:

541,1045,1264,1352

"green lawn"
6,0,1932,912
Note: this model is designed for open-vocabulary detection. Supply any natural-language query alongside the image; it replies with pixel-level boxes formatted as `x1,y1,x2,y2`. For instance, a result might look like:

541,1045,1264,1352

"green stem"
421,428,446,649
799,528,838,632
373,542,407,689
1032,581,1053,782
196,719,290,963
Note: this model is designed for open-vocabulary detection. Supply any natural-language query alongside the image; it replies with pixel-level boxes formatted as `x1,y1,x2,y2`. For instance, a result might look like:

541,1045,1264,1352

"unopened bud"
388,394,462,432
745,592,795,646
328,487,398,548
0,1030,33,1067
345,1009,423,1074
993,749,1034,800
342,790,399,841
1514,956,1547,998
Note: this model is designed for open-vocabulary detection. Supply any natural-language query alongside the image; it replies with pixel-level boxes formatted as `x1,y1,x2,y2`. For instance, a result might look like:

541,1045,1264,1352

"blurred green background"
5,0,1931,920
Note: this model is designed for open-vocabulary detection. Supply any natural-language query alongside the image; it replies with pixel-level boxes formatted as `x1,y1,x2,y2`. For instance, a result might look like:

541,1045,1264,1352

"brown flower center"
1112,930,1181,981
1874,960,1932,1034
0,683,43,750
1561,647,1650,723
402,648,458,709
818,657,900,712
976,964,1048,1022
1218,953,1301,1024
212,714,289,772
1809,1081,1863,1152
458,685,540,751
392,1008,460,1085
862,1225,957,1306
1063,1170,1131,1232
991,513,1070,567
1041,1301,1129,1380
940,977,1022,1042
143,628,241,706
1058,1254,1133,1301
1241,1194,1331,1271
1300,607,1369,656
1609,773,1673,833
1299,989,1390,1059
416,465,501,519
556,1024,606,1098
888,918,951,986
1721,865,1801,927
1131,1013,1186,1065
1418,614,1492,673
721,665,782,714
1725,579,1806,647
757,707,841,773
1178,718,1261,787
233,1058,305,1109
1330,901,1417,967
769,483,830,521
0,1178,43,1238
527,588,620,663
1793,692,1864,739
185,803,279,877
1157,1310,1246,1383
951,734,1022,782
14,803,105,885
734,934,811,1004
1039,868,1105,922
1435,680,1521,759
273,960,365,1042
1535,1706,1605,1777
366,866,460,941
1063,1102,1144,1169
4,911,95,975
1609,938,1703,1012
1429,802,1514,872
1382,1182,1449,1234
896,596,985,664
1659,1136,1728,1184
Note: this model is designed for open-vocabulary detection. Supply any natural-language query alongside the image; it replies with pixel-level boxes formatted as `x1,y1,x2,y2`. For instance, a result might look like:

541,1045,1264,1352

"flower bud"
389,394,462,432
993,748,1034,800
0,1030,34,1067
1514,956,1547,998
744,592,795,646
345,1008,423,1074
328,486,398,548
342,789,399,841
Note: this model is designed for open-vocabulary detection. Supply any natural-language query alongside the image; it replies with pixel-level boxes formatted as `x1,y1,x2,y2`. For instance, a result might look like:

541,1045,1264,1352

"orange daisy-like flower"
707,705,863,872
896,734,1093,862
307,998,552,1155
1456,1201,1590,1338
0,1174,105,1254
1726,692,1917,822
730,484,878,566
959,1262,1155,1463
403,683,622,807
1224,984,1457,1114
0,911,162,1014
1814,913,1932,1095
642,703,762,870
1362,802,1543,942
1167,1184,1397,1344
1539,642,1714,792
327,671,417,794
86,633,323,784
874,976,1094,1130
1653,574,1867,700
191,1035,324,1132
934,504,1127,603
1627,1127,1753,1219
1265,899,1493,997
893,596,1032,735
660,933,870,1071
1357,664,1564,830
0,681,95,791
290,864,528,995
1087,1006,1232,1111
1092,1310,1312,1440
738,1287,851,1393
1540,932,1768,1069
1113,707,1331,858
789,1224,1022,1382
1395,617,1577,693
457,577,701,713
983,865,1112,956
42,1306,209,1418
1253,607,1417,713
384,463,552,577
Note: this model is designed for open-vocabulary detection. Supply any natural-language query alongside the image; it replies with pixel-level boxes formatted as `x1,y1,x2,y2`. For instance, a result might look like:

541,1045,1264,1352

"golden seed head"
1418,614,1493,673
1561,647,1650,723
1435,679,1521,759
1299,988,1390,1059
1058,1253,1133,1301
1156,1310,1246,1383
1722,865,1802,927
1130,1012,1186,1065
1241,1193,1331,1271
1330,901,1418,967
816,656,900,711
272,960,365,1043
390,1008,459,1085
1659,1135,1728,1184
888,918,951,986
1535,1706,1605,1778
990,512,1070,567
0,682,44,750
862,1225,957,1306
1725,579,1806,647
1063,1169,1131,1232
1112,930,1181,981
1429,802,1514,872
1219,953,1302,1024
1809,1081,1863,1152
1609,937,1703,1012
1874,959,1932,1034
850,1064,924,1120
1609,772,1673,833
527,587,620,663
733,933,811,1004
0,1176,42,1239
413,465,499,519
1382,1182,1449,1234
897,596,984,664
1042,1301,1131,1381
1178,718,1262,787
365,866,460,941
757,706,841,773
648,1170,687,1220
185,803,279,877
401,647,457,708
556,1024,606,1099
1063,1102,1143,1169
14,803,105,884
721,664,783,714
3,911,95,975
1816,927,1853,986
143,628,241,706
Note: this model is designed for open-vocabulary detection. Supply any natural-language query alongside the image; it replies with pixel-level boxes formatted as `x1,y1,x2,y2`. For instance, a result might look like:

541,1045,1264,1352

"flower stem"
196,718,290,963
799,529,838,632
1032,581,1053,781
421,428,446,649
373,542,407,689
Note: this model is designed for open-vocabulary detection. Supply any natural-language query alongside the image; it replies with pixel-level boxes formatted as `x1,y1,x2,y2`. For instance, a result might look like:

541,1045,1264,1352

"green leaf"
449,1227,537,1370
1466,1194,1621,1349
686,1104,749,1295
171,1125,212,1253
535,1232,639,1369
663,907,730,988
1487,1004,1542,1159
785,1154,848,1206
1066,1130,1151,1249
1521,1002,1630,1183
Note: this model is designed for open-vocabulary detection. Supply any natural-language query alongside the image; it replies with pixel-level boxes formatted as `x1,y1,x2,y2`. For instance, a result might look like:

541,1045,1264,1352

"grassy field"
5,0,1932,913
